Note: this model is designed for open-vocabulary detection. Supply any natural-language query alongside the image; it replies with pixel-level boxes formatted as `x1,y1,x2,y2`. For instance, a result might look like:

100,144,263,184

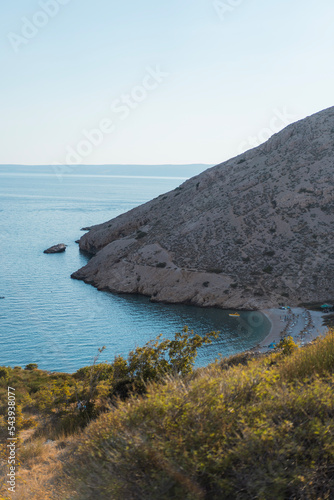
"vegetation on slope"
1,330,334,499
0,329,217,440
69,331,334,500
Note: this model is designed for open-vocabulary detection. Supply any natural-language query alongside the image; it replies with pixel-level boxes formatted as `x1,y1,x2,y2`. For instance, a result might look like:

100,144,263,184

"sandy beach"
259,307,329,352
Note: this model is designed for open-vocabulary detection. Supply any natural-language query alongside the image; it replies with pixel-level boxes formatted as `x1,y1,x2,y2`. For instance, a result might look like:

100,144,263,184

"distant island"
72,106,334,310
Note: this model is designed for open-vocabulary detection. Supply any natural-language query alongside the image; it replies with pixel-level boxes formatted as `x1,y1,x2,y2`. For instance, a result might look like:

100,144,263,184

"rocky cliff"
72,107,334,309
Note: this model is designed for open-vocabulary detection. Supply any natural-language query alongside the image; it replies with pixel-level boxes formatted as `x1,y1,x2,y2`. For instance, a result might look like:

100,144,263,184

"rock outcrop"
72,107,334,309
44,244,67,254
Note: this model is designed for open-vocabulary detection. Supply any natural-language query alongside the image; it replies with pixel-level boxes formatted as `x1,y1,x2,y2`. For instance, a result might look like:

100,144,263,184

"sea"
0,164,270,373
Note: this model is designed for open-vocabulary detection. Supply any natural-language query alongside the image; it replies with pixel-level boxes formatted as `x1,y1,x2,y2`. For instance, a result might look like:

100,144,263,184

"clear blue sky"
1,0,333,165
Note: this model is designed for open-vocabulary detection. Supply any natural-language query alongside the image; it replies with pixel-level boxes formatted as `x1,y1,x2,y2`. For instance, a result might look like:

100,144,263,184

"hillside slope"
2,332,334,499
72,107,334,309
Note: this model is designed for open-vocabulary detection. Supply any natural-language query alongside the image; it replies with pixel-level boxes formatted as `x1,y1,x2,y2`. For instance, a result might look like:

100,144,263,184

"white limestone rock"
72,107,334,309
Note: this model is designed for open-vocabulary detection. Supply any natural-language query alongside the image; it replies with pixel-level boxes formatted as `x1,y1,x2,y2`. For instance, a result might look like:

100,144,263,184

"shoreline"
258,307,329,352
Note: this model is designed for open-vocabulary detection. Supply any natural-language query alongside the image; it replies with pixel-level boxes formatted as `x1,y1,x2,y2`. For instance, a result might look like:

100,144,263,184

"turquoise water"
0,165,270,372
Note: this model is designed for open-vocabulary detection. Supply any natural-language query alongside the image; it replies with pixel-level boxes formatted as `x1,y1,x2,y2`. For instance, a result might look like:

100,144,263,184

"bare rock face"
44,244,67,254
72,107,334,309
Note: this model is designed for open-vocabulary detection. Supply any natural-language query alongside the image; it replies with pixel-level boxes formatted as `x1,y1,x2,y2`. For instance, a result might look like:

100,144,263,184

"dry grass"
1,331,334,499
0,433,76,500
279,331,334,380
67,331,334,499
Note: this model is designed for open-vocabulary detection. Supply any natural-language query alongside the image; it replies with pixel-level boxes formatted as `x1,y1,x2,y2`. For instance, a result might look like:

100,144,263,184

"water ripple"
0,166,270,372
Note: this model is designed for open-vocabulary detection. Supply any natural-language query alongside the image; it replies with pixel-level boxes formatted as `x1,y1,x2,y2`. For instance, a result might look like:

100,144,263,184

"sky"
0,0,333,166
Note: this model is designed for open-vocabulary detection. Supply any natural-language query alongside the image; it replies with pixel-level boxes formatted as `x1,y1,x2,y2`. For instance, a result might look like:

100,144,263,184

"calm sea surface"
0,165,270,372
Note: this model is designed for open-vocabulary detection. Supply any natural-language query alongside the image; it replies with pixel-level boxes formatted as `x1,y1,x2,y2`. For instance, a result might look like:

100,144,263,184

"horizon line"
0,163,215,167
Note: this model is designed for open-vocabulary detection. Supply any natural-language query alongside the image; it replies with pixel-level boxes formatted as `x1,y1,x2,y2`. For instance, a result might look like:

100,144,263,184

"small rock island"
44,244,67,254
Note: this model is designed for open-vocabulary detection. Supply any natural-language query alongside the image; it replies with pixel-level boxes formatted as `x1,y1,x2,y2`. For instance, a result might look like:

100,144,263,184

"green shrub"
275,335,298,355
263,250,275,257
109,327,219,391
207,268,223,274
279,331,334,381
74,362,114,382
21,416,38,430
220,351,259,369
25,363,38,371
70,330,334,500
136,231,148,239
0,367,9,380
2,331,334,499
